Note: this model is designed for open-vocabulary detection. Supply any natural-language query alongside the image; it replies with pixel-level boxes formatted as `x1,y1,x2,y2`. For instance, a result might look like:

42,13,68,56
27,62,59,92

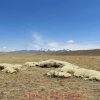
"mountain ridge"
0,49,100,56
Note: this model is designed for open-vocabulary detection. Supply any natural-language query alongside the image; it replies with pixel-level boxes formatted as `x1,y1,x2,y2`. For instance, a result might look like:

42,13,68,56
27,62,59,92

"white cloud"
31,32,43,50
63,43,100,50
0,46,16,52
0,46,8,52
47,42,100,50
32,32,43,45
66,40,75,44
48,42,60,50
27,32,100,51
2,46,7,49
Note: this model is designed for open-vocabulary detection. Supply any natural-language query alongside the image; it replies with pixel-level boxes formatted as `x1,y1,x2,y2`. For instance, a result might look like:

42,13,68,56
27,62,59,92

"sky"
0,0,100,51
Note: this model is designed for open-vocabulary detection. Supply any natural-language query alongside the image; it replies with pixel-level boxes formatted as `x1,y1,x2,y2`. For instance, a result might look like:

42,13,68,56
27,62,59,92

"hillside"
51,49,100,56
0,49,100,56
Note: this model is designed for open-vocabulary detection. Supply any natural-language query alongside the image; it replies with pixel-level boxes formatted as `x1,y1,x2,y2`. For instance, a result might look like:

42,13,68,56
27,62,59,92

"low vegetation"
0,54,100,100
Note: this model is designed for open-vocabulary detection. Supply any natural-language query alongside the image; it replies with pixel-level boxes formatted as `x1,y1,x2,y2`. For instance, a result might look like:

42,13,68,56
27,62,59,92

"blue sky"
0,0,100,51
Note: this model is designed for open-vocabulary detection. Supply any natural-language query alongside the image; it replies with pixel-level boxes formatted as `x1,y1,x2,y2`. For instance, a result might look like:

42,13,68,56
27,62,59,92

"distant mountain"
51,49,100,56
0,49,100,56
7,50,47,54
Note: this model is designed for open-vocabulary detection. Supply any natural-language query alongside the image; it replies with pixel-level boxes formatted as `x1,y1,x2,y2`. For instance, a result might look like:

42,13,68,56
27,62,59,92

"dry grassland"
0,54,100,100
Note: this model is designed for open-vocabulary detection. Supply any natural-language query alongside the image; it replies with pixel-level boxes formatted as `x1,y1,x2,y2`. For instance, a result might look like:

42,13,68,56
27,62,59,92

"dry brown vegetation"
0,54,100,100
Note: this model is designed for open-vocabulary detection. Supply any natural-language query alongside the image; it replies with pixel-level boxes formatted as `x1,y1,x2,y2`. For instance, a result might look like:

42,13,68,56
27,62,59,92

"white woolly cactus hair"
0,63,22,73
39,59,100,81
0,59,100,82
47,70,71,78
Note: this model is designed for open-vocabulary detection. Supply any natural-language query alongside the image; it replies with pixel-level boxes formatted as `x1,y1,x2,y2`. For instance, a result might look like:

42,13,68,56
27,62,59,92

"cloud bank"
0,32,99,52
26,32,100,51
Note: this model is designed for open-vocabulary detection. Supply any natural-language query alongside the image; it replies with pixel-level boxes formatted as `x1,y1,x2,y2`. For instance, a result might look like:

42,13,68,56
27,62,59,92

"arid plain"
0,54,100,100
